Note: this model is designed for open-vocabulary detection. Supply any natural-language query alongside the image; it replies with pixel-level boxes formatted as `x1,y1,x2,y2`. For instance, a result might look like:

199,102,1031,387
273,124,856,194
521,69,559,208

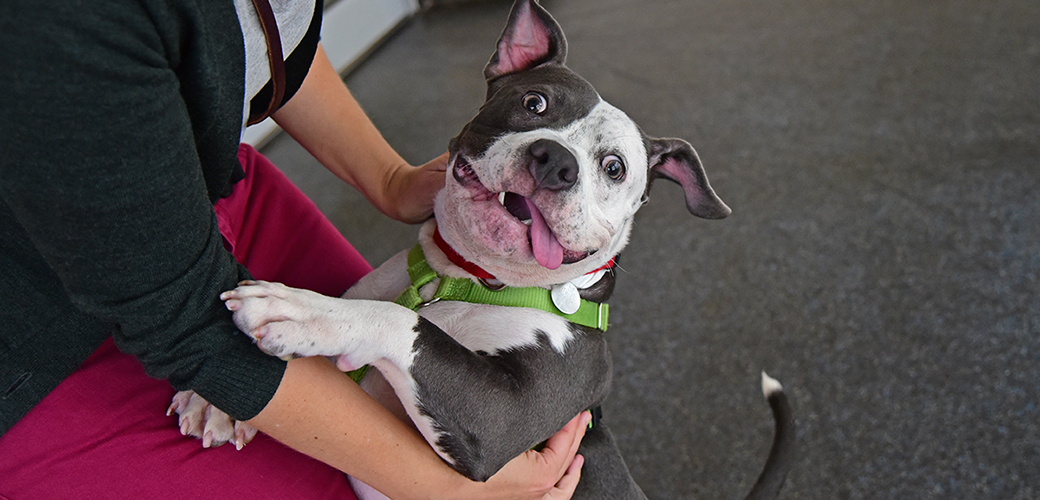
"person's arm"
249,356,588,500
271,44,447,224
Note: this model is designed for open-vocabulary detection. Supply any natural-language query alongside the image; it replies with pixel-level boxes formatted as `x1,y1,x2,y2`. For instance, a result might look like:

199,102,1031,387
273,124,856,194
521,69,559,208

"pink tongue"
525,198,564,269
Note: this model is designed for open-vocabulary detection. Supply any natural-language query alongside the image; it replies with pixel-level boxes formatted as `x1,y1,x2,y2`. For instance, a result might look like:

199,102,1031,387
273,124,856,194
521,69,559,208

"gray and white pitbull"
172,1,795,498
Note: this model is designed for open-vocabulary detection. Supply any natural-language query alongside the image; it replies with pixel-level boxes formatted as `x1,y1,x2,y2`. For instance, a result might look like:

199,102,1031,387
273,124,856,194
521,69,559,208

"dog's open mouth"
453,156,592,269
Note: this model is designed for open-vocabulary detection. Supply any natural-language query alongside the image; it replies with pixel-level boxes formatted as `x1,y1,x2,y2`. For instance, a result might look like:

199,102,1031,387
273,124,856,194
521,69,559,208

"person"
0,1,587,498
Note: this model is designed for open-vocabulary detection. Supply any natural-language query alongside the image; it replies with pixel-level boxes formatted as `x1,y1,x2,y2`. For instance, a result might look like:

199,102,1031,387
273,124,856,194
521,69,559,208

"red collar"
432,228,497,280
432,227,616,281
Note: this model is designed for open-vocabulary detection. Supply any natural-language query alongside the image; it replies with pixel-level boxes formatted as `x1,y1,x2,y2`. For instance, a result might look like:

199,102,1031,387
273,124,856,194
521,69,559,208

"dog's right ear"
646,138,732,220
484,0,568,81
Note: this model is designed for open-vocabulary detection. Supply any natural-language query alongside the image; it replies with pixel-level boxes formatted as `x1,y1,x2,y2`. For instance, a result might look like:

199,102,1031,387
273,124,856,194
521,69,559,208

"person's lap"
0,144,367,500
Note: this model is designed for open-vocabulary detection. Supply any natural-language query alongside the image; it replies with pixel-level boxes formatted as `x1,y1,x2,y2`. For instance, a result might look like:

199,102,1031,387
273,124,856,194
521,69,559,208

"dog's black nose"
528,139,578,191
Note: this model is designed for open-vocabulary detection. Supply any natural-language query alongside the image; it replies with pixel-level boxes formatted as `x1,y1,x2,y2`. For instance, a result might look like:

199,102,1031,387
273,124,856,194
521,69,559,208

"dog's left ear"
646,138,732,219
484,0,568,81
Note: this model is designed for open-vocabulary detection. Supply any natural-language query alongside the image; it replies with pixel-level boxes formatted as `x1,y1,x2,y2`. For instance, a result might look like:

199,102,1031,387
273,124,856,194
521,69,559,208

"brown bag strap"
247,0,286,125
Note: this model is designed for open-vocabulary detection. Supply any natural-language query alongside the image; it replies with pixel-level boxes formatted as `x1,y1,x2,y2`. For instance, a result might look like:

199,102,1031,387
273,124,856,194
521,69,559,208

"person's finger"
546,454,584,499
563,412,590,470
540,411,590,477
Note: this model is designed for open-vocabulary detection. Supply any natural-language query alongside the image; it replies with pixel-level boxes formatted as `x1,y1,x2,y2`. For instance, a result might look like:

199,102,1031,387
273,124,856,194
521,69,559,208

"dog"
172,1,795,498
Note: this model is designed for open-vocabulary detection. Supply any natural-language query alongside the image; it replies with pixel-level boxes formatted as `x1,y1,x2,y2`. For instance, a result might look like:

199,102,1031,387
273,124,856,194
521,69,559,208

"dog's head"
435,0,730,287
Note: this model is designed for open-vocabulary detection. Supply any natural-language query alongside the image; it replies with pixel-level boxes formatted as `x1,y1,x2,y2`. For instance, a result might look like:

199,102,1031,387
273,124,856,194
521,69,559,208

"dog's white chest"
418,298,576,355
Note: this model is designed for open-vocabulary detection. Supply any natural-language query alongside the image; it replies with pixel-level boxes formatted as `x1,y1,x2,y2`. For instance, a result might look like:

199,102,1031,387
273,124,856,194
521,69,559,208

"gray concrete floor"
261,0,1040,498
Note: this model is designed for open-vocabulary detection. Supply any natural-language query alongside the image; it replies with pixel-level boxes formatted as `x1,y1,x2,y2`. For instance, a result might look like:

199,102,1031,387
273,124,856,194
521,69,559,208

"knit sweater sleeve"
0,1,285,420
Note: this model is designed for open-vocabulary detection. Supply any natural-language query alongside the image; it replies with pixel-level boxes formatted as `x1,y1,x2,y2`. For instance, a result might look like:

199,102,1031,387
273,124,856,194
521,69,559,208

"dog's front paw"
222,280,416,367
168,390,257,450
221,280,338,359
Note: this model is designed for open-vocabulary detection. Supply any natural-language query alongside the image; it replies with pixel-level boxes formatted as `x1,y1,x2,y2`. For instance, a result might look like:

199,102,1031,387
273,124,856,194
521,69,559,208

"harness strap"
394,244,609,331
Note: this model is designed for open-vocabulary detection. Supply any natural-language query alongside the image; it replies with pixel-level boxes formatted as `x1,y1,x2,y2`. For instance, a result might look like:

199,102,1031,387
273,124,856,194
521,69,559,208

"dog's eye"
602,155,626,181
522,92,548,115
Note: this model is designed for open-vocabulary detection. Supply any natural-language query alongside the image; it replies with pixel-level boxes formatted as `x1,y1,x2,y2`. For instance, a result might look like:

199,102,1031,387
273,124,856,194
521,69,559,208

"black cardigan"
0,0,319,432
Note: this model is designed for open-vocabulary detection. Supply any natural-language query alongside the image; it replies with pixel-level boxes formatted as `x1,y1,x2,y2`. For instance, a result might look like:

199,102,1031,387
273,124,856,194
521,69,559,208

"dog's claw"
167,390,191,417
232,421,258,451
233,428,245,450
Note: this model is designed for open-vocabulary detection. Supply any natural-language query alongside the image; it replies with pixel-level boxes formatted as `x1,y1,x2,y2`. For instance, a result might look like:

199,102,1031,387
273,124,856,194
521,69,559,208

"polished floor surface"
261,1,1039,498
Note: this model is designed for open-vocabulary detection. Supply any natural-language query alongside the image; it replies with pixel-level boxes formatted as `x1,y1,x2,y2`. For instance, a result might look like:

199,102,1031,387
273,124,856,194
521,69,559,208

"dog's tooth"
522,219,532,226
498,192,507,206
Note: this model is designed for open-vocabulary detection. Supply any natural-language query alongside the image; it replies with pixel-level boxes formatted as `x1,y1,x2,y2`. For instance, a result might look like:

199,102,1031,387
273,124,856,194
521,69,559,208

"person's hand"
469,411,590,500
382,152,449,224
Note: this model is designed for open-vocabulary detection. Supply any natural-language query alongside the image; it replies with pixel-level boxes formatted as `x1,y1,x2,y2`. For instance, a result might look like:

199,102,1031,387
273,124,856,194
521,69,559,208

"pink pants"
0,145,369,500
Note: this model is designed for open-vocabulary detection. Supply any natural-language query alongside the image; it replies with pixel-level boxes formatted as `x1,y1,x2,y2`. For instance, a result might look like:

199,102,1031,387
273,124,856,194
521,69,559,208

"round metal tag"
551,282,581,315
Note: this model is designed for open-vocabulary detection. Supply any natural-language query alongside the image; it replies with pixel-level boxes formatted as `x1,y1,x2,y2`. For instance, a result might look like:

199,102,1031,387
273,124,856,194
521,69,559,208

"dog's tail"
742,372,796,500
